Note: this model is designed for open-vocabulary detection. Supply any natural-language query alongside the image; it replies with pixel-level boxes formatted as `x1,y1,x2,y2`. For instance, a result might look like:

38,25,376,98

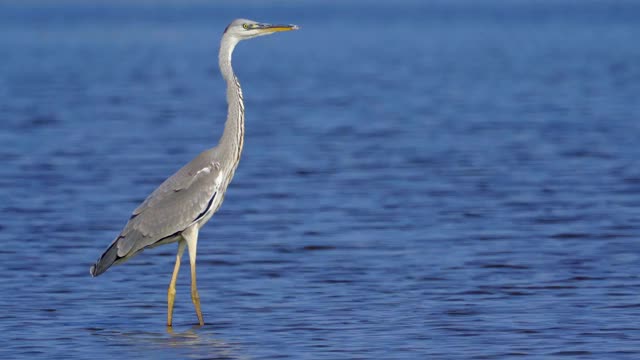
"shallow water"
1,1,640,359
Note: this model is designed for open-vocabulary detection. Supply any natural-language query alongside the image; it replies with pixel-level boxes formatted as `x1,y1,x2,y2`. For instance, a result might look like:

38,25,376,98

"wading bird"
90,19,298,327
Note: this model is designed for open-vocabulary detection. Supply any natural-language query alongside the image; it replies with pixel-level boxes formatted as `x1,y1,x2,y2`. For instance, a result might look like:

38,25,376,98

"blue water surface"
1,1,640,359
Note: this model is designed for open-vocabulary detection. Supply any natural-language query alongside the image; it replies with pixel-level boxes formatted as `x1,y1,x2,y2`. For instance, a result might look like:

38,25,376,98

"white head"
223,18,299,41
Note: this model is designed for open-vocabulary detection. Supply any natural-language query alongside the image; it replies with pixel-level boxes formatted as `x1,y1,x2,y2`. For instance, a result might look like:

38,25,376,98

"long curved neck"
218,35,245,169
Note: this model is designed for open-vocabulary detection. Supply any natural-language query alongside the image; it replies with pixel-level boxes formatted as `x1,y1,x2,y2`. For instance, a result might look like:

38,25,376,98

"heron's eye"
242,24,249,30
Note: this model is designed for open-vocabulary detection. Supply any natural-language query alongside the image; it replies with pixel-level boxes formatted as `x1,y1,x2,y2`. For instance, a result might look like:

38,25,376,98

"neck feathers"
218,35,245,169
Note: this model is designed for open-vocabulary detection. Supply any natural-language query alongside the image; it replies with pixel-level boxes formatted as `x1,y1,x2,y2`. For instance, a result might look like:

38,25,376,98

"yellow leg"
167,240,186,327
183,226,204,326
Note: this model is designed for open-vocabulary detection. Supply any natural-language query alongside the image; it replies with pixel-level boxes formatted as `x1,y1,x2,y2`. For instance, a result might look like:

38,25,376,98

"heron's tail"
90,239,120,277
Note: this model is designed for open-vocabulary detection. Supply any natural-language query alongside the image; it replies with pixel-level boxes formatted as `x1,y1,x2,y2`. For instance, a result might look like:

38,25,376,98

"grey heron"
90,19,299,327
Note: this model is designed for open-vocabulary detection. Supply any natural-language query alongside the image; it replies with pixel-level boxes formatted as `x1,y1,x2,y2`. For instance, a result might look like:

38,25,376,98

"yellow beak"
259,24,300,33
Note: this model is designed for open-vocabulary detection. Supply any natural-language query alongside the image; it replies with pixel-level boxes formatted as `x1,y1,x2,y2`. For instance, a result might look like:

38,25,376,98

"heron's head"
223,19,299,40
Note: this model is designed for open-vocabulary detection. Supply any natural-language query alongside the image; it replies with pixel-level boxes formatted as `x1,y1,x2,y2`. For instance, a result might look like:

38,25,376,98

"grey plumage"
90,148,221,276
89,19,298,326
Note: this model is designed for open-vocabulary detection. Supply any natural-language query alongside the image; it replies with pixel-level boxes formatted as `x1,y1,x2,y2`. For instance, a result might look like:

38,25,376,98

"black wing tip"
90,237,123,277
90,261,108,277
89,264,97,277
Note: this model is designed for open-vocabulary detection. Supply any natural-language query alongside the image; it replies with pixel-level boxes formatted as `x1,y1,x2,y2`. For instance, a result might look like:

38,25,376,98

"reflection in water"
88,326,247,359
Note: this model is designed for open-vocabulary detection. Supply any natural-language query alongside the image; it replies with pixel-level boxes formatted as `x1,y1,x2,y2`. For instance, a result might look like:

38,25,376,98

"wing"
115,148,222,257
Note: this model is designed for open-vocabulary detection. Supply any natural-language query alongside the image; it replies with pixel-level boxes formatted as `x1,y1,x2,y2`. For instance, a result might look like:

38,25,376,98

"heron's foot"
191,289,204,326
